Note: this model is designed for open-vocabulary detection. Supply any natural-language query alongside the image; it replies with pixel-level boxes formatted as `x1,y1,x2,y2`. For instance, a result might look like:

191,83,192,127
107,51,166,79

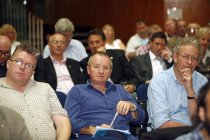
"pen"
110,112,118,127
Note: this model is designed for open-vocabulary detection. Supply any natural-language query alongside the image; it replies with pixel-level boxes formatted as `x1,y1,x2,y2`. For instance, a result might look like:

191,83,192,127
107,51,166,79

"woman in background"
0,24,20,54
102,24,126,51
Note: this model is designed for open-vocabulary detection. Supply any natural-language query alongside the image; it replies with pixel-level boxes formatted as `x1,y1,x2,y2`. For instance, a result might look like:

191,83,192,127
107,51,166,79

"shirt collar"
0,77,36,91
50,55,67,64
149,50,157,61
86,80,115,90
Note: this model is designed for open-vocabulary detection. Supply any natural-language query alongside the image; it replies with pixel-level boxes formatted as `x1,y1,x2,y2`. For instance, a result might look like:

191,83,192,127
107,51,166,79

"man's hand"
124,84,135,93
181,68,194,95
161,47,172,61
100,124,111,128
116,101,135,115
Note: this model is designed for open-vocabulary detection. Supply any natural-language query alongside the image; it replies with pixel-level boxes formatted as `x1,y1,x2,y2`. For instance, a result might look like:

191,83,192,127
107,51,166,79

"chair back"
137,83,149,101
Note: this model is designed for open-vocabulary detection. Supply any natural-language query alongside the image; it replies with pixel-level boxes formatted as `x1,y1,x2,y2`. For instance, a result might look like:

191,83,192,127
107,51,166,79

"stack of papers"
92,126,131,138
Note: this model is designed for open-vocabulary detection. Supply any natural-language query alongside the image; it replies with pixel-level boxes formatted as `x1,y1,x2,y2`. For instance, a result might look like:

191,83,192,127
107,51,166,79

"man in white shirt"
131,32,173,85
126,19,149,60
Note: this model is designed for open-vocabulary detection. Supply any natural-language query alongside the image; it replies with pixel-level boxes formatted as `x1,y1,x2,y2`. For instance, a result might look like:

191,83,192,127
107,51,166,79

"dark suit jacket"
0,63,7,78
34,56,85,91
80,50,138,86
131,53,173,85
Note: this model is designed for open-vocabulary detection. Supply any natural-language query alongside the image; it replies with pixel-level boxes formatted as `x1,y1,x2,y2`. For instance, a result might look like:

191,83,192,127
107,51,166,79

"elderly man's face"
164,20,176,36
48,34,66,57
0,36,11,64
87,54,112,85
173,45,199,74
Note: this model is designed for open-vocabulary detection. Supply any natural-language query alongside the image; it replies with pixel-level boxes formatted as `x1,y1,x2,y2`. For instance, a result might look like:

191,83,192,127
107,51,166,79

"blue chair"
136,83,149,101
56,91,67,107
136,83,152,136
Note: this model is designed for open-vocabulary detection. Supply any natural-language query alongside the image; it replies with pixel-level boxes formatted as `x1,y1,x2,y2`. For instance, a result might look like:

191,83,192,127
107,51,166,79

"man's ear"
6,59,11,69
173,52,177,63
199,107,205,122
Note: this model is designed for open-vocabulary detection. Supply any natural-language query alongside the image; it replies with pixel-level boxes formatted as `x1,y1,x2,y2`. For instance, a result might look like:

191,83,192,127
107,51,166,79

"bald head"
0,35,11,63
0,35,11,51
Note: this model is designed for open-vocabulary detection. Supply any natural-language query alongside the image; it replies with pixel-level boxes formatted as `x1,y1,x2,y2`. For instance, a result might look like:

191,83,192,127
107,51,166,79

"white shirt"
126,34,149,55
149,51,166,76
51,56,74,95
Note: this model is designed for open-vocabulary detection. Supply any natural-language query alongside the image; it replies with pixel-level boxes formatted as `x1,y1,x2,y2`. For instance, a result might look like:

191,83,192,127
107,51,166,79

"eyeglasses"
10,59,35,70
51,40,65,46
0,50,10,57
177,52,199,63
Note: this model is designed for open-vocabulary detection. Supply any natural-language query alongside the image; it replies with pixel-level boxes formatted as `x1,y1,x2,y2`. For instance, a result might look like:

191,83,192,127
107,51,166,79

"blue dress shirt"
64,81,145,139
147,66,208,129
43,39,88,61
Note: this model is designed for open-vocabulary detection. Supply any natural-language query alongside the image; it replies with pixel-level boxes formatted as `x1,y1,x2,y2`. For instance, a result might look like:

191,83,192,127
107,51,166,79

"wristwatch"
130,103,137,112
187,96,196,100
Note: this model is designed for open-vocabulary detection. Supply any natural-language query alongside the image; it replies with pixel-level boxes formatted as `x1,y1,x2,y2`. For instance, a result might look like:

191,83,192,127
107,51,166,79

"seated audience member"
43,18,88,61
0,35,11,77
0,106,32,140
131,32,173,85
80,29,138,93
0,24,20,54
195,27,210,79
186,23,200,37
65,52,145,140
102,24,126,51
126,19,149,60
176,81,210,140
136,24,163,56
177,19,187,38
147,37,208,129
0,44,71,139
34,33,84,95
164,19,177,40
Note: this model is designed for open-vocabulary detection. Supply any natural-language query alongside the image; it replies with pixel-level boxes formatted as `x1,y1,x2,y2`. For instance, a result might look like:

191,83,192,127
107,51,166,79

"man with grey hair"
147,37,208,129
0,35,11,77
43,18,88,61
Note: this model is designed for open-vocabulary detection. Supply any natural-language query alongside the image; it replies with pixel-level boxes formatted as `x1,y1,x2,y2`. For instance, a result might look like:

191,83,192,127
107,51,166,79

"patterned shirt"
0,78,67,140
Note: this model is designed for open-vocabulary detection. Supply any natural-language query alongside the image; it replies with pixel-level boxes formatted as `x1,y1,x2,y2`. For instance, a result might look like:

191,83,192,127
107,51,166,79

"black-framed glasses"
0,50,10,57
177,52,199,63
10,59,35,70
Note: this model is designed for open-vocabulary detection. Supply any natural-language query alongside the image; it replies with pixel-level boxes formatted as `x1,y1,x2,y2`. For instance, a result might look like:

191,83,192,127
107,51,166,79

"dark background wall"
28,0,210,44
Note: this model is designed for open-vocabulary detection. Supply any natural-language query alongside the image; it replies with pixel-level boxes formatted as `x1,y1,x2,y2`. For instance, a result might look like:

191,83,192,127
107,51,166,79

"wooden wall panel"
43,0,210,43
45,0,164,43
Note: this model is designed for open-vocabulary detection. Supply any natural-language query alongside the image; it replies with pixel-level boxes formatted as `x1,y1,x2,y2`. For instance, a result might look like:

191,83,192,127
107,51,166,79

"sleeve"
34,56,47,83
48,85,67,116
119,52,138,86
64,86,89,133
130,57,148,84
117,85,145,123
147,77,170,129
77,41,88,59
126,38,136,55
